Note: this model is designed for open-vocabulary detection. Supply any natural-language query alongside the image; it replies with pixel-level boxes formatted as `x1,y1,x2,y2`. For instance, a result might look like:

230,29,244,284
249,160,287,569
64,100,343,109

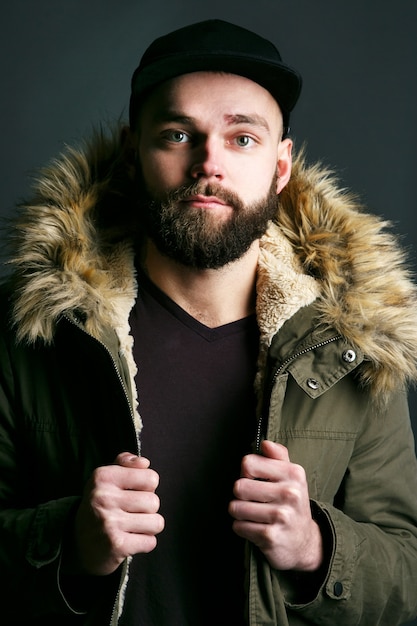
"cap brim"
131,53,302,115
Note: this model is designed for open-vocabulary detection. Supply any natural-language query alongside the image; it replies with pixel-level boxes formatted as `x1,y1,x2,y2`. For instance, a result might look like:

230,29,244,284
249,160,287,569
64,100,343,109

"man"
0,18,416,626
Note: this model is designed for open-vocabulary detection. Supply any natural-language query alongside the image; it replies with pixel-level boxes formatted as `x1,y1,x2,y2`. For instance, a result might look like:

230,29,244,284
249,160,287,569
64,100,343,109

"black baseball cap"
129,19,302,132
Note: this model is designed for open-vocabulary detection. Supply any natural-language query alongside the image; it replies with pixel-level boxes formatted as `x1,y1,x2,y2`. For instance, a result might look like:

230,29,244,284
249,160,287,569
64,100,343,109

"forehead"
139,71,283,129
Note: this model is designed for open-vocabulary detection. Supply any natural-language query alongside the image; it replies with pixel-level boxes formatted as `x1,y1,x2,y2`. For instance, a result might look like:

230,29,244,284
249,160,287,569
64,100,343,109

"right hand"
69,452,165,576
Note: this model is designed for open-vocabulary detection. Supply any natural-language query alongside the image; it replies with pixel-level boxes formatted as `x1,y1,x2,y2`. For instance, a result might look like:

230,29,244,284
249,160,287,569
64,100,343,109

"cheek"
138,149,187,193
237,161,277,200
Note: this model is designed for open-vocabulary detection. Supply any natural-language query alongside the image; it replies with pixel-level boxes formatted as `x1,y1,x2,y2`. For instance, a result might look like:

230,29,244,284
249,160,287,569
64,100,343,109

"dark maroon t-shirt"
121,269,259,625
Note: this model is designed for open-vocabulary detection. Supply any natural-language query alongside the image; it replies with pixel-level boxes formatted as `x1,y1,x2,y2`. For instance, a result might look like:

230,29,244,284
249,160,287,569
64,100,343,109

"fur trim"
278,149,417,399
7,127,137,344
6,128,141,434
257,222,320,345
5,129,417,401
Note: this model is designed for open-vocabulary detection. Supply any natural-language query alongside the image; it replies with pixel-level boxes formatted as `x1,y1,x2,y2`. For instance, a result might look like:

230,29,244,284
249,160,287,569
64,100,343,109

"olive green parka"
0,128,417,625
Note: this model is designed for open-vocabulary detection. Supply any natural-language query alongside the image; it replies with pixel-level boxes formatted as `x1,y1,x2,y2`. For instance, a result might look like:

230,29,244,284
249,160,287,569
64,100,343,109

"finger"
119,467,160,492
240,452,288,481
229,500,279,524
115,452,151,469
231,518,266,543
116,524,163,557
119,512,165,536
260,440,290,462
121,490,161,514
93,464,160,493
233,477,277,503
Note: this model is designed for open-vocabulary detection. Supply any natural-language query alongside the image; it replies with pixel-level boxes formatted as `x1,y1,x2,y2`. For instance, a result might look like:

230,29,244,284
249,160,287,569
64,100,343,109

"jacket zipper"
63,315,138,625
255,334,342,451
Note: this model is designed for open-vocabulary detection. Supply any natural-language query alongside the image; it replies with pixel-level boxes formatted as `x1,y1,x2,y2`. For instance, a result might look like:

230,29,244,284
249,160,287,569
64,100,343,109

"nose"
190,137,224,181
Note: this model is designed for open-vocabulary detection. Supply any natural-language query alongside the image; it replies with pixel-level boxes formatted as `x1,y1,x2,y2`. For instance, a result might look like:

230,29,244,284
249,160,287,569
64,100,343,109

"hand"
69,453,165,576
229,440,322,571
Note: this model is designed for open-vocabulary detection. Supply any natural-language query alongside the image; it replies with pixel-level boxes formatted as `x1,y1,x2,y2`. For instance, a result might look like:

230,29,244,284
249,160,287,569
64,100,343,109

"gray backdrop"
1,2,417,622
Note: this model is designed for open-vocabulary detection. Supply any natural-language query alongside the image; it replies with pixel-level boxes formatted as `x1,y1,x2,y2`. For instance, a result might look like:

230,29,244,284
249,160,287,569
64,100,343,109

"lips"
184,194,228,209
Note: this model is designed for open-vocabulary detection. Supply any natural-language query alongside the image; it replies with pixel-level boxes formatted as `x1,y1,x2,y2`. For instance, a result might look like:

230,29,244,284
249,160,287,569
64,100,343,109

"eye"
163,130,190,143
234,135,255,148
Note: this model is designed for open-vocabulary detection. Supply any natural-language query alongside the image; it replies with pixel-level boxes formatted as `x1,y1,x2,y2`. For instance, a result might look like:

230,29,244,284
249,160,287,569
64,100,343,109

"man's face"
133,71,292,269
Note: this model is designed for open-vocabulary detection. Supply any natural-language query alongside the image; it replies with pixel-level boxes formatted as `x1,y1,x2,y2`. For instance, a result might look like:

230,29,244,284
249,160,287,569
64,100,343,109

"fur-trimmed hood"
5,126,417,399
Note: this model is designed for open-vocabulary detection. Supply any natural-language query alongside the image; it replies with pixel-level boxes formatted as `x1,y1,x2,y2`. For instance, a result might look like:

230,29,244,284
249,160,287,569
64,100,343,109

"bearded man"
0,19,417,626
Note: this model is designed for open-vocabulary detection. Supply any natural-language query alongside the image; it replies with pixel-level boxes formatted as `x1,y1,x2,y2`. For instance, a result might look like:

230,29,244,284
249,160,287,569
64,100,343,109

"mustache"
159,181,245,211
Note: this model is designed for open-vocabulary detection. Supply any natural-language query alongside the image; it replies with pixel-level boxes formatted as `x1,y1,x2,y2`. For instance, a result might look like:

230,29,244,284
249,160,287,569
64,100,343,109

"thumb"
260,440,290,462
115,452,151,469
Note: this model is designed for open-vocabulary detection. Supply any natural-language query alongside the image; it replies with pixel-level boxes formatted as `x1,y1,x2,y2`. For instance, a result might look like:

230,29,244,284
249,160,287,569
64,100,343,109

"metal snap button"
342,349,356,363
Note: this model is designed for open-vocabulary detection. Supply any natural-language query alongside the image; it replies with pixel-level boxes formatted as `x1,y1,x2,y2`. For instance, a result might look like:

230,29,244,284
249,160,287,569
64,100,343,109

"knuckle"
270,505,290,525
258,525,275,549
92,464,118,487
91,465,107,484
282,485,302,506
290,463,306,482
91,486,111,509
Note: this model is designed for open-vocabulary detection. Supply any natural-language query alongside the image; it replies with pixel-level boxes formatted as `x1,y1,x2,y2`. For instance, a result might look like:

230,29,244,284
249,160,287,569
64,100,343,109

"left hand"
229,440,323,571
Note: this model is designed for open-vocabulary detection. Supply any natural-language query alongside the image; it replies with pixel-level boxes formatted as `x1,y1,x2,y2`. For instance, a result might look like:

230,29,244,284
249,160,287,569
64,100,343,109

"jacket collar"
6,126,417,398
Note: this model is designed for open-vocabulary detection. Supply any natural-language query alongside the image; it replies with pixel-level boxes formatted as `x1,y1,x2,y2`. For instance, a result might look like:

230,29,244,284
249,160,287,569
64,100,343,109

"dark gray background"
1,2,417,621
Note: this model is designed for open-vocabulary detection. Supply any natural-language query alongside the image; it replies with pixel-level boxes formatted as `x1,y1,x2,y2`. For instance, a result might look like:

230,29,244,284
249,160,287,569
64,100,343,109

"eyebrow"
224,114,271,132
152,111,195,126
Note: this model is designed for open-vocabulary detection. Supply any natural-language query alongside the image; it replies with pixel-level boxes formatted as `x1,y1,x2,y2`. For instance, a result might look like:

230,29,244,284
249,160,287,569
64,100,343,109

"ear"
120,125,137,180
276,137,293,194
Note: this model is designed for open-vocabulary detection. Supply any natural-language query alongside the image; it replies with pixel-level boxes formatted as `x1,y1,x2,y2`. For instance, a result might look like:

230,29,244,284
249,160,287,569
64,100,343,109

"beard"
136,174,279,270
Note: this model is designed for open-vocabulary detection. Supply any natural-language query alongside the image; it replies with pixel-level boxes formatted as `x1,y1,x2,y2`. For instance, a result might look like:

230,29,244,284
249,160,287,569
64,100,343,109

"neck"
140,240,259,328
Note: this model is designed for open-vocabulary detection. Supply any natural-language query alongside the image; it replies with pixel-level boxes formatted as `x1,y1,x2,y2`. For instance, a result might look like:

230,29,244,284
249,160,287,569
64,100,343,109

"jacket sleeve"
0,341,86,619
277,390,417,625
0,322,99,621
